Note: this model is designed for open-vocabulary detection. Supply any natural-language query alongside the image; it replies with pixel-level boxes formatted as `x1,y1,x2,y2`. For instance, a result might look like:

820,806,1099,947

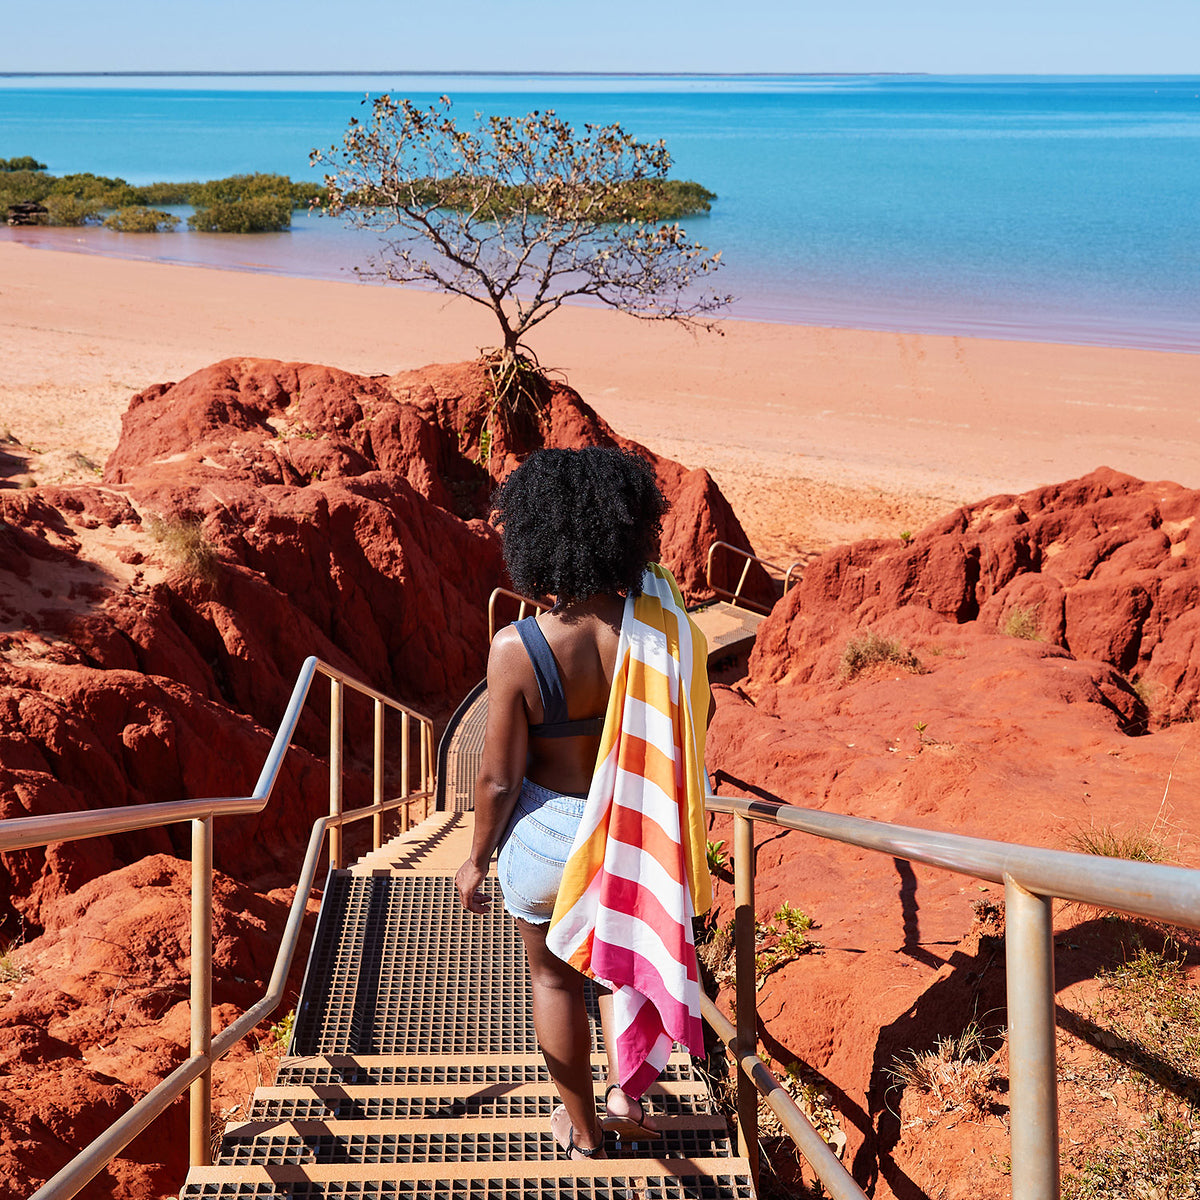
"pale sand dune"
1,240,1196,564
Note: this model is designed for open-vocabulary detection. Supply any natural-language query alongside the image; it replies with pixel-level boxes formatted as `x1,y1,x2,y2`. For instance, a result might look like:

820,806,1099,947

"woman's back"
520,596,624,797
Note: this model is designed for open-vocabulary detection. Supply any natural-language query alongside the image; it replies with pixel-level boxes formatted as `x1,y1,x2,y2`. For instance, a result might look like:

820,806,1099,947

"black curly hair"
491,447,668,601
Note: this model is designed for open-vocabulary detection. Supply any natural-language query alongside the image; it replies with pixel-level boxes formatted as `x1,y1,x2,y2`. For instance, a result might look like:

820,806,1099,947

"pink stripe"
591,941,701,1050
596,871,691,963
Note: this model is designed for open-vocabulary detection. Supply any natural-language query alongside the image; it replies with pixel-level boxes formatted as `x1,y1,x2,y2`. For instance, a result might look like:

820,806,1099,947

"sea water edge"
1,73,1198,352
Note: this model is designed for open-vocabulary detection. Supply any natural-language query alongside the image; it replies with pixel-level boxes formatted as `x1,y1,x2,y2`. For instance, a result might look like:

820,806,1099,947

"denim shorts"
497,778,588,924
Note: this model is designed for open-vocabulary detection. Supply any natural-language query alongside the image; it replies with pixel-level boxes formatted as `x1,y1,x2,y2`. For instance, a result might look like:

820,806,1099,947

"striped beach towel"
546,563,713,1097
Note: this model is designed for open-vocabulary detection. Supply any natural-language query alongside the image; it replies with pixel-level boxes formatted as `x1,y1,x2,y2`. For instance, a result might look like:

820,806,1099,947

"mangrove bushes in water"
2,156,717,232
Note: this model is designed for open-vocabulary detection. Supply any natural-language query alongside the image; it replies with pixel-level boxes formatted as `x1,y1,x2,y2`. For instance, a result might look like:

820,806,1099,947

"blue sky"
5,0,1199,75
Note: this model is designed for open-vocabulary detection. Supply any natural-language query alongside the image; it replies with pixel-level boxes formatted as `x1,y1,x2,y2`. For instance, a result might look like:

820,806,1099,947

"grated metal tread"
215,1123,732,1166
248,1084,709,1122
275,1055,699,1088
182,1168,755,1198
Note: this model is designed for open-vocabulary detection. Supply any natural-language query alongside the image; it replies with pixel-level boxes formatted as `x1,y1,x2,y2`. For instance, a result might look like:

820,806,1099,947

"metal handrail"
705,540,801,615
7,657,436,1200
487,586,549,642
705,785,1200,1200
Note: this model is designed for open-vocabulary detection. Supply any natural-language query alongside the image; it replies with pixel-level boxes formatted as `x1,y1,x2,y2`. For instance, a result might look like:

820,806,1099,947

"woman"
454,445,688,1160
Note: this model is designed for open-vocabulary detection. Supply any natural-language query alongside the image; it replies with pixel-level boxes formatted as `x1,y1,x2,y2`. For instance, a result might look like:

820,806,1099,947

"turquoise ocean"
2,74,1198,351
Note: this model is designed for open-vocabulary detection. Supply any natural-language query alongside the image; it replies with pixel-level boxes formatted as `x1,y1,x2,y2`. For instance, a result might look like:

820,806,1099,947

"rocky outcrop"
0,856,313,1200
1,356,764,1197
703,468,1200,1196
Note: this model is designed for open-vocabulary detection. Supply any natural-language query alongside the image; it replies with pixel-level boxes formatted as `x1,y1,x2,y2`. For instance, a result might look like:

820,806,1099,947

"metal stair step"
213,1115,732,1166
183,1159,756,1196
273,1053,703,1088
247,1078,714,1122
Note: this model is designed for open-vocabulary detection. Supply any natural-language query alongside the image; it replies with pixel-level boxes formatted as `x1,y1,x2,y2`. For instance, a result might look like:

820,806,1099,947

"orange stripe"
615,733,677,804
608,803,684,886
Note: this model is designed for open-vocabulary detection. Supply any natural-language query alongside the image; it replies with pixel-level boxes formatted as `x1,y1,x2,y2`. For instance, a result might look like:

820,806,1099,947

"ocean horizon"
2,74,1198,351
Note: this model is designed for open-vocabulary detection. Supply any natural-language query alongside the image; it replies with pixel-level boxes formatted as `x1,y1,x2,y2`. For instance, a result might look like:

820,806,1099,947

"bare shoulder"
488,624,529,678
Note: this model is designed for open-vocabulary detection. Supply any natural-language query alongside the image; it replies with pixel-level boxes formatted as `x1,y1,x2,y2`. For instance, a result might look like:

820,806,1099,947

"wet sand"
1,240,1196,564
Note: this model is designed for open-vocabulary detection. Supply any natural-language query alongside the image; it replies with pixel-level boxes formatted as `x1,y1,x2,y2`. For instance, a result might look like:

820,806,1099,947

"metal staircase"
181,811,755,1199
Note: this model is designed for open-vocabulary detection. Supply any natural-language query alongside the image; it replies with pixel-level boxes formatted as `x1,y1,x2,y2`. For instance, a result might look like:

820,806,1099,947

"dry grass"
887,1022,1001,1118
839,631,924,681
1002,604,1041,640
1062,939,1200,1198
1068,824,1169,864
147,515,220,587
0,950,26,987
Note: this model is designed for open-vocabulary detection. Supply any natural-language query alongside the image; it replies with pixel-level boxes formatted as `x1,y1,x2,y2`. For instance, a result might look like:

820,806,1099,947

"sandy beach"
1,239,1196,564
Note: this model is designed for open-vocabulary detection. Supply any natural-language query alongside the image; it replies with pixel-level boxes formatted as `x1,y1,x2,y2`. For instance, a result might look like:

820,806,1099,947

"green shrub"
188,173,302,207
104,206,180,232
188,195,293,233
0,169,53,203
42,194,104,226
130,180,197,206
1002,605,1041,640
47,171,138,207
840,631,924,680
0,155,48,172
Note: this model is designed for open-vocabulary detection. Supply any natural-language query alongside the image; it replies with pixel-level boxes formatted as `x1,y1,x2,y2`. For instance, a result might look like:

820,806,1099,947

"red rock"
703,468,1200,1194
0,856,310,1199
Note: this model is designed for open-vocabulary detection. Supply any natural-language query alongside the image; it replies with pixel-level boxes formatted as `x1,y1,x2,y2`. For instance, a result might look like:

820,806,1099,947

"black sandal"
552,1104,605,1159
602,1083,662,1140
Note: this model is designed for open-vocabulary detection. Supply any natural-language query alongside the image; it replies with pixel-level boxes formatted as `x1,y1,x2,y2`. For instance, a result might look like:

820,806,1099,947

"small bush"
267,1009,295,1053
1002,604,1041,640
840,631,923,680
706,838,727,873
47,171,138,207
104,206,180,233
42,194,104,226
0,950,26,986
147,515,219,586
1063,1107,1200,1200
189,195,293,233
0,155,47,172
756,900,819,984
887,1022,1000,1116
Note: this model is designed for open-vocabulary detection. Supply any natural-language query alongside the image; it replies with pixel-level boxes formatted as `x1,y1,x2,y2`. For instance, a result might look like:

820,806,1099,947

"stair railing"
705,540,801,614
0,656,434,1200
704,777,1200,1200
487,586,549,641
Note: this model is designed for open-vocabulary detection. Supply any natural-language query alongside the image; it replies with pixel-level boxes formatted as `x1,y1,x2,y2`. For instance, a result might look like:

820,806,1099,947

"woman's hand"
455,859,491,914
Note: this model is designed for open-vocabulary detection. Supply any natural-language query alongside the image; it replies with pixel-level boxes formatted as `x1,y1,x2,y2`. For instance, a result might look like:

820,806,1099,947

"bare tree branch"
311,96,730,358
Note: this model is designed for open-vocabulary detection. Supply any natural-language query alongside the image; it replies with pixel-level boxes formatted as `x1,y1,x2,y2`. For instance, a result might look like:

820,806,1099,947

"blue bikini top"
514,617,607,739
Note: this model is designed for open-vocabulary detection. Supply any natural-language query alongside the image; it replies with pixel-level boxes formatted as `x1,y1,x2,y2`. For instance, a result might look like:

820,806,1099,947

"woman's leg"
516,918,605,1156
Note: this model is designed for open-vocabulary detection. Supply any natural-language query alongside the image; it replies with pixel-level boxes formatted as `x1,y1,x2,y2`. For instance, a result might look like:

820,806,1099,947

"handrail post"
400,711,411,832
329,677,344,870
372,699,384,851
733,811,760,1183
421,722,431,818
189,816,213,1167
1005,876,1060,1200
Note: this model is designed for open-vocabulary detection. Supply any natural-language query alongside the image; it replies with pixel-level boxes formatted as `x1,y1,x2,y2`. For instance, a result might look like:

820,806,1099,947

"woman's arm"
455,627,531,913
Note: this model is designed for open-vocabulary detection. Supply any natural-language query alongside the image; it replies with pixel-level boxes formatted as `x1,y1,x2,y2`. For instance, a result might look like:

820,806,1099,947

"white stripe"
602,839,687,910
618,695,676,756
612,766,681,840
